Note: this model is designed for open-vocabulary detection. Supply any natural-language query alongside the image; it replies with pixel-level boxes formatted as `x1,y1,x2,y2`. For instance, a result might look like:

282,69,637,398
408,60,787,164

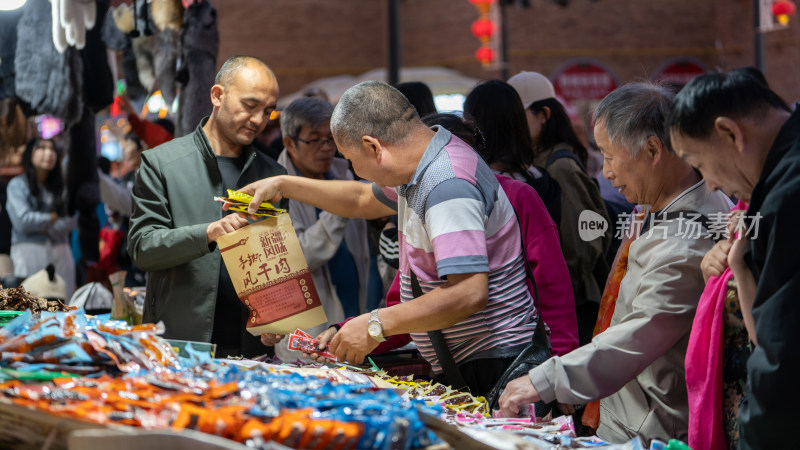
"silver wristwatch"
367,309,387,342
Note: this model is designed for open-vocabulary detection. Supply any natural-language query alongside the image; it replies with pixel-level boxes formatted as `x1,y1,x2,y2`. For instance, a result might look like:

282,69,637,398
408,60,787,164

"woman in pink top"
422,113,578,356
494,174,578,355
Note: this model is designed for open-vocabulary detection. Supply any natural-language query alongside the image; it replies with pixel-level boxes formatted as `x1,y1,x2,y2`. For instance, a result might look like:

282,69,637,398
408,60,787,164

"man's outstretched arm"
238,175,396,220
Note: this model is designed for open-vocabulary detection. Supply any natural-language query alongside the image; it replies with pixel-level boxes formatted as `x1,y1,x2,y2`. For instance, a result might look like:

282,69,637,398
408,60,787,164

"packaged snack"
214,189,287,217
217,215,327,335
287,331,337,361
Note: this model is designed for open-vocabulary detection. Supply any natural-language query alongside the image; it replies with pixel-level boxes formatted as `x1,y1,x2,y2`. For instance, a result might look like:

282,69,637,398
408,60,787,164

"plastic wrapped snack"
214,189,287,217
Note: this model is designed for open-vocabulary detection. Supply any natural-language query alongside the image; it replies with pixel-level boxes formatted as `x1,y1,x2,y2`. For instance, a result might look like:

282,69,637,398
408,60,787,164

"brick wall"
212,0,800,102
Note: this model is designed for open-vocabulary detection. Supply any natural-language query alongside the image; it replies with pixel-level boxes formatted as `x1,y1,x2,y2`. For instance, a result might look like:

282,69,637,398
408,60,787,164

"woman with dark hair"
529,97,588,168
508,71,611,346
7,138,77,297
420,113,482,151
395,81,437,117
463,80,562,224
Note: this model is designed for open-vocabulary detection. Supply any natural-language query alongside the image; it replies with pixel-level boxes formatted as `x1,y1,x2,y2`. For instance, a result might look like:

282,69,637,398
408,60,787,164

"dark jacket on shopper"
128,118,286,342
739,107,800,449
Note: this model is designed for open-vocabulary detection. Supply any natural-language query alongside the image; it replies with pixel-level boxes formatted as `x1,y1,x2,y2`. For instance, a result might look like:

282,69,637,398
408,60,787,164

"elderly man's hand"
259,333,285,346
235,177,285,218
303,326,338,362
327,313,379,365
499,375,541,418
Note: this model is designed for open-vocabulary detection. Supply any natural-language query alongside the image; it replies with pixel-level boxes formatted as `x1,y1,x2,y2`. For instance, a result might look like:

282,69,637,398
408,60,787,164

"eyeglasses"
295,136,336,148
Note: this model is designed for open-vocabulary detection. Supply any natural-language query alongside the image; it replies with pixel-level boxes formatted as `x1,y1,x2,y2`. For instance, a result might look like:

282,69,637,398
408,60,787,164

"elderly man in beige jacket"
499,82,732,443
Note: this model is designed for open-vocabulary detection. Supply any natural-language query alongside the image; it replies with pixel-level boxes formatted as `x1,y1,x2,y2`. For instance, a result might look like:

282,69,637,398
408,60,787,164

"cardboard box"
217,214,327,335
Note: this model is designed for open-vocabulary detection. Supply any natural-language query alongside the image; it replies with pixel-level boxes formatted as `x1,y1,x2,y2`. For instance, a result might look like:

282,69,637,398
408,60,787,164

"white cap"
21,266,66,300
507,71,556,108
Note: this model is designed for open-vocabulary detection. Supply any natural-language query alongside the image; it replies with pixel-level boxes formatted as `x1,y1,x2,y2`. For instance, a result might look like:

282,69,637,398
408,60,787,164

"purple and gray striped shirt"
372,126,537,373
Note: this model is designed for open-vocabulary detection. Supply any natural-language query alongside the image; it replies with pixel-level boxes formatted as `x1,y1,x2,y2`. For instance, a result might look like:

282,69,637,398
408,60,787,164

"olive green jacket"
127,119,286,341
536,145,609,306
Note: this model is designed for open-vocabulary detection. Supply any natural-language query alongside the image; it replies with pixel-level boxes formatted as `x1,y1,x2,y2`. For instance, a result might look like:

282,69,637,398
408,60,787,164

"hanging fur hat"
154,29,179,104
15,0,84,124
102,6,129,51
151,0,183,32
111,2,134,34
0,9,23,99
112,1,161,94
175,0,218,136
131,35,156,92
150,0,183,104
0,99,27,167
102,7,147,102
80,0,114,113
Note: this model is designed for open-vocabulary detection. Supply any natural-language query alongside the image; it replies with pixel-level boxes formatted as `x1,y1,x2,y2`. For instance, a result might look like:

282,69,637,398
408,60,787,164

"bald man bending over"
128,55,287,357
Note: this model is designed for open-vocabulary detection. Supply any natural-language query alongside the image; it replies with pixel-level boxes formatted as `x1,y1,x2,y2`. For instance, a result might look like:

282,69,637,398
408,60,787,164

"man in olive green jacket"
128,56,286,356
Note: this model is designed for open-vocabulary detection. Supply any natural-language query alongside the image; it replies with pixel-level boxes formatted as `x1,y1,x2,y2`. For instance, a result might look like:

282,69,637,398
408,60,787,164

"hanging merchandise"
0,9,23,99
112,1,156,92
49,0,97,53
131,35,157,92
14,0,84,125
150,0,183,104
108,0,181,104
101,4,129,50
80,0,115,112
152,0,183,31
0,99,27,167
152,30,179,104
102,6,148,101
175,0,218,136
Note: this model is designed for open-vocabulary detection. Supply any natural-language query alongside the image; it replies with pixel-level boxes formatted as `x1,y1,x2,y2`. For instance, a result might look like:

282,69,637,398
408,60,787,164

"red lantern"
468,0,494,14
773,0,797,24
773,0,796,15
471,18,495,43
475,46,495,66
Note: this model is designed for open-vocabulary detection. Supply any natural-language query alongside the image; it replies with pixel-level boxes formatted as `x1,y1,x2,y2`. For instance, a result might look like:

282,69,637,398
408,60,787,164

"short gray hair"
593,82,675,156
330,80,420,149
280,97,334,138
214,55,269,90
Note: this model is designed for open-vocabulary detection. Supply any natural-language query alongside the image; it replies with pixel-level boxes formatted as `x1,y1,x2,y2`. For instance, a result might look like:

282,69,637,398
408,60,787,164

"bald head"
215,55,276,92
331,80,421,149
205,55,279,152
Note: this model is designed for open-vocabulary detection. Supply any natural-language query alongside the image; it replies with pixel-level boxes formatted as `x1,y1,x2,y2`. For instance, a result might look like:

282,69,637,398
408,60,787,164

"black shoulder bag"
410,207,553,416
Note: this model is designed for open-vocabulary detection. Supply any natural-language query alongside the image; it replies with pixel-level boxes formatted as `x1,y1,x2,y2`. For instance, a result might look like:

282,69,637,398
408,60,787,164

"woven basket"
0,399,253,450
0,399,110,450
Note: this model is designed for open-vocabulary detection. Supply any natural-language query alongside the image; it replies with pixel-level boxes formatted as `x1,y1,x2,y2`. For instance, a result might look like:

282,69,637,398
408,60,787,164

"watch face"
368,322,381,336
